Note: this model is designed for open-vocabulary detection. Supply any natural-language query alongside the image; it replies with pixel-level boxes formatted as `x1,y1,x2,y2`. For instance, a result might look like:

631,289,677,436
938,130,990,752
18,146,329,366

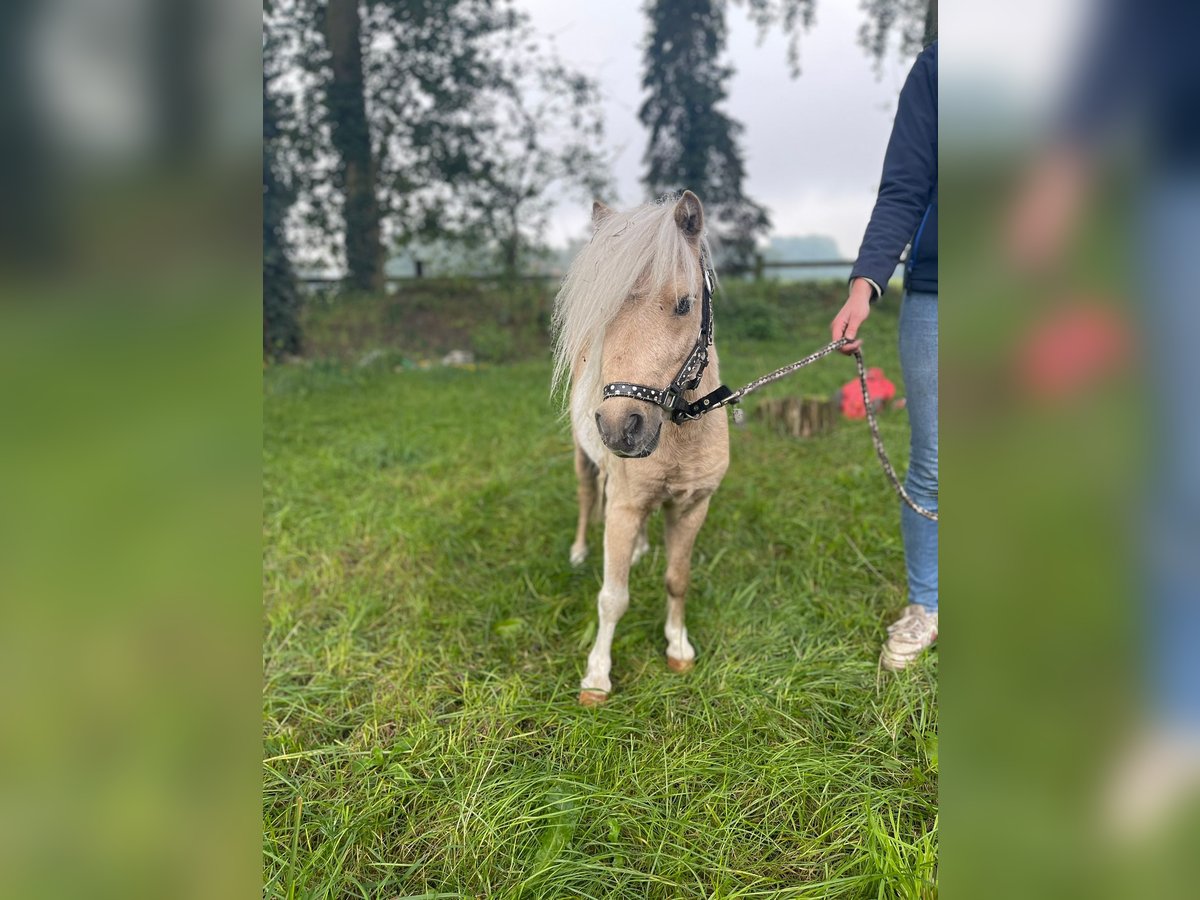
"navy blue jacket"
851,42,938,296
1062,0,1200,170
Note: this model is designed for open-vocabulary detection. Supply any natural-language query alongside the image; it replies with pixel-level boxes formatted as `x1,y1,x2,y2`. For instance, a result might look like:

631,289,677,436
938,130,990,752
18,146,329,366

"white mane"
551,196,714,429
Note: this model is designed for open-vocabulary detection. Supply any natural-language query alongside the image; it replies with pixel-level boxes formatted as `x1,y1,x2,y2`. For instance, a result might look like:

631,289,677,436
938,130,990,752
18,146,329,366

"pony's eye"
674,295,692,316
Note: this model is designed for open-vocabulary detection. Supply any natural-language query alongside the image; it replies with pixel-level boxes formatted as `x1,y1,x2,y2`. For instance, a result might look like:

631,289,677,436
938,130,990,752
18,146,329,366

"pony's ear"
673,191,704,241
592,200,614,227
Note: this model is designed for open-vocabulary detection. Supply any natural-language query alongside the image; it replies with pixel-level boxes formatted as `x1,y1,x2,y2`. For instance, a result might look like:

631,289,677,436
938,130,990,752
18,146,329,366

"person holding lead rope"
831,40,938,671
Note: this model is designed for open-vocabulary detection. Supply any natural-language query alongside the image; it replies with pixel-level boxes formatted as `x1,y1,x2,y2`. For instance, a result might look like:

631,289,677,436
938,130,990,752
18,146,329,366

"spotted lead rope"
699,338,938,523
849,347,938,522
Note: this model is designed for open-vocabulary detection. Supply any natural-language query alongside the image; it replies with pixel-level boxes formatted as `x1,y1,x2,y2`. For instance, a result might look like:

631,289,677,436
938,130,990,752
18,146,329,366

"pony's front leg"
663,496,711,672
579,502,643,705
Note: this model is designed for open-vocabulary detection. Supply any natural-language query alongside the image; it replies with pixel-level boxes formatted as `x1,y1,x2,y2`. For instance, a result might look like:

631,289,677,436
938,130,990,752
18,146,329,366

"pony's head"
552,191,712,459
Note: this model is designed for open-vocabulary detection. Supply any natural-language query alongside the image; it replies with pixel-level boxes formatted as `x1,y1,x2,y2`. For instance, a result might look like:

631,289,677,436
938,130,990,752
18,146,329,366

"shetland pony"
552,192,729,705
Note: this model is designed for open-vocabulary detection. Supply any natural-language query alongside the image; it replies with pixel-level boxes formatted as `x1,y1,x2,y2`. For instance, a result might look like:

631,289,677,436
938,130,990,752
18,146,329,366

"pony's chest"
622,446,729,505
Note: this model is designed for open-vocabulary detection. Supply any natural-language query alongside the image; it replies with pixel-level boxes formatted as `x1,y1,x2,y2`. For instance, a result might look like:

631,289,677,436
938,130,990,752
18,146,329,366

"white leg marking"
664,607,695,664
663,498,710,669
581,584,629,694
579,503,641,698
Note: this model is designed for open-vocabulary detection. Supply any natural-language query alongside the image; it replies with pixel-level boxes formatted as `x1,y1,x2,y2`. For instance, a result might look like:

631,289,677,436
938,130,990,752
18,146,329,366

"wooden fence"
297,258,865,290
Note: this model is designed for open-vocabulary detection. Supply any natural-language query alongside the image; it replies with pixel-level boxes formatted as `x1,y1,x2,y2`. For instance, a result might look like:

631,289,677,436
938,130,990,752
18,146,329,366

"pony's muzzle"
595,402,663,458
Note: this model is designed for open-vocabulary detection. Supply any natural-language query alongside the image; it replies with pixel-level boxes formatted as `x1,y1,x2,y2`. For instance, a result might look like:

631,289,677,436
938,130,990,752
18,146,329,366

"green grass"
263,283,937,898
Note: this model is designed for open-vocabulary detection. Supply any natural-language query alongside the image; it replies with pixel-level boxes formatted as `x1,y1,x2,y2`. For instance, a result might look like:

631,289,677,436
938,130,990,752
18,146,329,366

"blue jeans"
1141,178,1200,726
899,291,938,612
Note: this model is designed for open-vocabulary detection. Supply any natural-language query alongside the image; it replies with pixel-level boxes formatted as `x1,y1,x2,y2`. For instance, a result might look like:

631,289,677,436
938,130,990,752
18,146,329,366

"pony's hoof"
578,689,608,706
666,656,695,674
569,545,587,567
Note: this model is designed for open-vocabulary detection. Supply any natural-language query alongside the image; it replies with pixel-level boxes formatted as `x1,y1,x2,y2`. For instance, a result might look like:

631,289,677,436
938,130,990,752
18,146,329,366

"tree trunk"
263,69,302,359
503,203,520,276
0,0,57,270
153,0,202,165
323,0,385,294
755,396,837,438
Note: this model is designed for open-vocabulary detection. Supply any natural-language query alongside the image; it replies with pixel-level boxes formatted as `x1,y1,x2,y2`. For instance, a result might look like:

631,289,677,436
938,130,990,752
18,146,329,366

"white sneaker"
881,604,938,671
1102,723,1200,843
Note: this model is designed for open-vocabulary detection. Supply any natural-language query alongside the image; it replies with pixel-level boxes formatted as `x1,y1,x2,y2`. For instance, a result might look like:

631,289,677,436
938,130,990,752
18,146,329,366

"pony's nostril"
624,412,644,441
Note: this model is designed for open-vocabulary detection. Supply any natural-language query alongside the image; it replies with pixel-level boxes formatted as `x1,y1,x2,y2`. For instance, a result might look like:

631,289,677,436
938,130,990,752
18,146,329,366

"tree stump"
754,396,836,438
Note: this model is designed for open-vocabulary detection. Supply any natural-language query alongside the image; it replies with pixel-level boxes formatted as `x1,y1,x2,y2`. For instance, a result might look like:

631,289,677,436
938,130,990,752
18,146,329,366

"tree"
462,49,610,276
638,0,934,266
640,0,775,266
264,0,609,285
263,6,302,359
738,0,816,76
322,0,385,292
859,0,937,69
735,0,936,73
266,0,516,285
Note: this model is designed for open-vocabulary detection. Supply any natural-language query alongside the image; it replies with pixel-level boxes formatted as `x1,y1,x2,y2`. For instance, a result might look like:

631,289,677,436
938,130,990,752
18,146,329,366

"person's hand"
831,278,875,354
1006,146,1089,272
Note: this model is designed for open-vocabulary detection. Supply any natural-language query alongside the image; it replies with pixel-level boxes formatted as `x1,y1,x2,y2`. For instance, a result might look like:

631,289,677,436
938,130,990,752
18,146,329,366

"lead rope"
712,338,938,523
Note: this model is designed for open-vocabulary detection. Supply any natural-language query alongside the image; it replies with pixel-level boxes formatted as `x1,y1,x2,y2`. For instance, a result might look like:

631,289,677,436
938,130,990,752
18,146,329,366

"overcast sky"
522,0,913,257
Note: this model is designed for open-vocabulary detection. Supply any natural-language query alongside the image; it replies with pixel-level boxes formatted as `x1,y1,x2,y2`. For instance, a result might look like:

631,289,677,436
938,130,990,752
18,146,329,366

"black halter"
601,263,736,424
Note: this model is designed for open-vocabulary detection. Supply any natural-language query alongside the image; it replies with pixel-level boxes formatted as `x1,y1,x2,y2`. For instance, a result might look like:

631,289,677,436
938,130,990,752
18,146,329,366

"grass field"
263,283,938,898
